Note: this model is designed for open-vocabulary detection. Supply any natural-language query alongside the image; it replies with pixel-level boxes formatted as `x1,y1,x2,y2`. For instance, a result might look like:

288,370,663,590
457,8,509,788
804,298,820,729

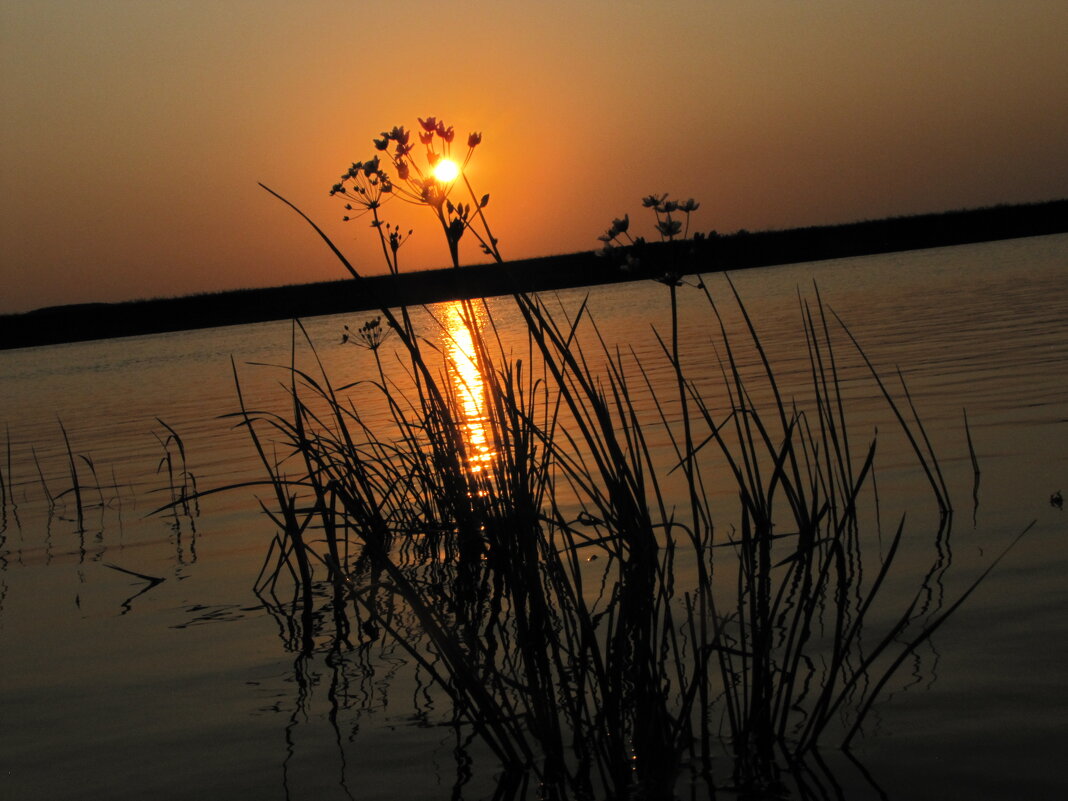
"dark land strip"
3,199,1066,351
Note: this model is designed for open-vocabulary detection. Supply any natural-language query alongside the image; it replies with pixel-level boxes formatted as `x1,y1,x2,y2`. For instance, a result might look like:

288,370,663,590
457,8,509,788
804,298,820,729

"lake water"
1,235,1066,800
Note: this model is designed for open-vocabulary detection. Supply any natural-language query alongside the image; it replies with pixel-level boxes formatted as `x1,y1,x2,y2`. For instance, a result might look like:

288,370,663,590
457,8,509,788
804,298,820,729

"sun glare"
433,158,460,183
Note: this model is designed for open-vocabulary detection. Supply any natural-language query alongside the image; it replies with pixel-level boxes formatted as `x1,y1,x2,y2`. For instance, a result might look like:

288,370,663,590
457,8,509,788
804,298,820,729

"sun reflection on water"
441,301,496,473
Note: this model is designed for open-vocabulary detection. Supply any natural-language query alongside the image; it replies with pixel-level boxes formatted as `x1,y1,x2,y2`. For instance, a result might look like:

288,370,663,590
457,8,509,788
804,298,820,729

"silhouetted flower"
386,223,412,257
418,116,438,132
468,132,482,148
642,194,667,208
330,156,393,219
679,198,700,212
436,121,455,143
343,316,394,351
656,218,682,238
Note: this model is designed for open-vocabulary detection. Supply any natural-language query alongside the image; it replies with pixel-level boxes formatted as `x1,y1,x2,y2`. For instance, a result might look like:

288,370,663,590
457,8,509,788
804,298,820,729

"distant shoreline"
2,199,1066,351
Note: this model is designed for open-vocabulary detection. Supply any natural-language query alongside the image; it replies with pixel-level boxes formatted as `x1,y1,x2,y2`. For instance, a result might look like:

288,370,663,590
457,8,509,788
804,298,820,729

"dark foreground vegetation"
230,150,1033,796
2,198,1065,351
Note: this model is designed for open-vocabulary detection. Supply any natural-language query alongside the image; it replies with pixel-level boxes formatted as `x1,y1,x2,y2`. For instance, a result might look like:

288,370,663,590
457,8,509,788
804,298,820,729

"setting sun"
432,158,460,183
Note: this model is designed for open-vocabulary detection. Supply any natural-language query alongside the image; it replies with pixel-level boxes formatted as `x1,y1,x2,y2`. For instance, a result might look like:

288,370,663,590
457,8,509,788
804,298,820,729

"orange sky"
2,0,1067,314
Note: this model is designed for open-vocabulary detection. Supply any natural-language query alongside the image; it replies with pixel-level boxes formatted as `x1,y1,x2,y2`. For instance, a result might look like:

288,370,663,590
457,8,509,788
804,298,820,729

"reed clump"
237,119,1026,799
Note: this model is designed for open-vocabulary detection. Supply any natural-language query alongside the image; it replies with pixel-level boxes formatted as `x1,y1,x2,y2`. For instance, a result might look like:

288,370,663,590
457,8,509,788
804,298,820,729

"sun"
432,158,460,183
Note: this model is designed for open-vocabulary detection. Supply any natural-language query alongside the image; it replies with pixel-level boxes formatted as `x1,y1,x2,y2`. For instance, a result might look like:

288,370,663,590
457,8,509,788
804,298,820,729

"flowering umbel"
599,193,700,252
330,116,501,271
331,157,390,203
342,315,393,351
597,193,703,284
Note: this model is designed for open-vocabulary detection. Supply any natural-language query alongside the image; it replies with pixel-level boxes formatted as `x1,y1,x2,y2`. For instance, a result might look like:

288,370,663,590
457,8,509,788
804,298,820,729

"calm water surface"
1,235,1066,799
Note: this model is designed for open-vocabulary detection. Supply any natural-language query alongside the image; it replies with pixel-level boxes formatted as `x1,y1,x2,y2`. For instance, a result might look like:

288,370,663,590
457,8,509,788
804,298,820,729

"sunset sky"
2,0,1067,314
